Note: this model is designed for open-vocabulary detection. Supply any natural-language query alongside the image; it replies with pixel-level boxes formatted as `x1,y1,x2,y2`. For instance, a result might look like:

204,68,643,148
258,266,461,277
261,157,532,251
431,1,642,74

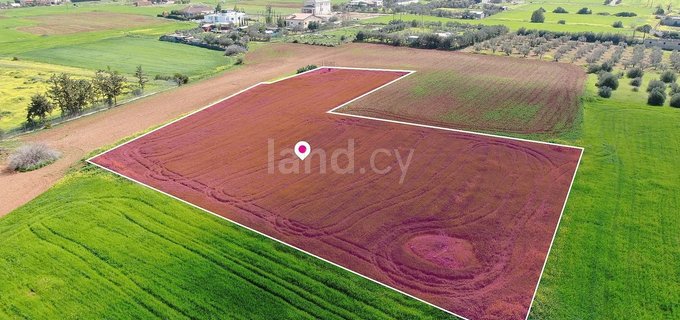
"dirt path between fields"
0,43,345,216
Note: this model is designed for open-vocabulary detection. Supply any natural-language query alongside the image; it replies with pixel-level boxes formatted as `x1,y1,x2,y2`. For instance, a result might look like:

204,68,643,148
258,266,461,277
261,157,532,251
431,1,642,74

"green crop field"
363,2,662,33
1,65,678,319
0,3,236,131
531,74,680,319
0,166,450,319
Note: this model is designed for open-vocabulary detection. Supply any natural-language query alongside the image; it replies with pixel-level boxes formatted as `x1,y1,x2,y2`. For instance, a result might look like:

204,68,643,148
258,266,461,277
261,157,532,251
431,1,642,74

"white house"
285,13,323,29
301,0,331,16
203,11,246,25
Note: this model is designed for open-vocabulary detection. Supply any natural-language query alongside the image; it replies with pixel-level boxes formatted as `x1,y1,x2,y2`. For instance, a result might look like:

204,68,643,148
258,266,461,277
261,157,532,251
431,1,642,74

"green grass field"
364,2,659,33
0,3,235,131
530,74,680,319
0,165,450,319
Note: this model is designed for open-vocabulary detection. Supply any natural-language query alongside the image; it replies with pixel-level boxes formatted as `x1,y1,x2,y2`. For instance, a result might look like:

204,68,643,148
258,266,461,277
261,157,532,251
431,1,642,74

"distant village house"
301,0,331,16
203,10,246,25
285,13,322,29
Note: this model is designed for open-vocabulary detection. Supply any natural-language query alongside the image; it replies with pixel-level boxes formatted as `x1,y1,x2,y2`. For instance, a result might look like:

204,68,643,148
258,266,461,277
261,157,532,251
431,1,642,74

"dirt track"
90,68,581,319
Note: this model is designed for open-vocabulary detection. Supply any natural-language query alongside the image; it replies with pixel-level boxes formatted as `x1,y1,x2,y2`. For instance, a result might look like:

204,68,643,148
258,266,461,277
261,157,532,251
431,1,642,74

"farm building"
285,13,323,29
203,11,246,25
661,16,680,27
178,4,214,18
644,38,680,50
301,0,331,16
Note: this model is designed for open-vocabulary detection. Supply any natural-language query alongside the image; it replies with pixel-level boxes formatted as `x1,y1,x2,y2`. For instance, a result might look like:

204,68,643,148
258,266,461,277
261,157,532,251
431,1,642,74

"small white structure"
203,11,246,25
301,0,331,16
395,0,418,5
285,13,323,29
348,0,383,7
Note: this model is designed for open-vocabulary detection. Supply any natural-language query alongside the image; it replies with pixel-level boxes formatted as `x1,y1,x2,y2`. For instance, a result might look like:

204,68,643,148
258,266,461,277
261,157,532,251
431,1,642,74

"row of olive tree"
26,66,148,125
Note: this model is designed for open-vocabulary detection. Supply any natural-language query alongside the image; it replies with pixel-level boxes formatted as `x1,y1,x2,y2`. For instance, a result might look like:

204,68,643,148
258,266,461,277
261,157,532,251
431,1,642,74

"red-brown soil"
91,68,582,320
340,52,586,136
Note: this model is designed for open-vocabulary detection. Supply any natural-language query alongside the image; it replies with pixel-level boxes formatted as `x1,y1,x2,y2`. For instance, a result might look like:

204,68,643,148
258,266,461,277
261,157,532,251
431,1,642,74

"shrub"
670,93,680,108
614,12,637,17
626,67,644,79
601,61,614,72
648,88,666,106
235,57,244,65
553,7,568,13
224,45,247,56
531,9,545,23
587,63,602,73
597,72,619,90
7,143,60,172
598,86,612,98
131,88,143,97
630,77,642,87
612,21,624,28
558,20,566,24
173,73,189,86
11,56,19,61
577,7,592,14
632,86,639,92
670,82,680,95
660,70,677,83
648,79,666,92
296,64,318,74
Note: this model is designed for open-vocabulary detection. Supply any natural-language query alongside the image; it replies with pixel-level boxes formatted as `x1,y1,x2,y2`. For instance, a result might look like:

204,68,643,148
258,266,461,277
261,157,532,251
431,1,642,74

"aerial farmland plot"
89,67,582,320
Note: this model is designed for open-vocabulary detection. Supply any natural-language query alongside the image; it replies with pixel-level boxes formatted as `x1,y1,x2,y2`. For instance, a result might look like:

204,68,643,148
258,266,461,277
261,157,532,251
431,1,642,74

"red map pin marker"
295,141,310,160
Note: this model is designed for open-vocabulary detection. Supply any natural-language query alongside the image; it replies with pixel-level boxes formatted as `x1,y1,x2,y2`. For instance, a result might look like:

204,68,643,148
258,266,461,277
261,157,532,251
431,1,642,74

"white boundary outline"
86,66,584,320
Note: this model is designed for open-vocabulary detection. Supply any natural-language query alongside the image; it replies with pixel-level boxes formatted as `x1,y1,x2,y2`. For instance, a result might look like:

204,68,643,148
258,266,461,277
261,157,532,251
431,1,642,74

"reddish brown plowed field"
90,68,581,320
339,53,585,137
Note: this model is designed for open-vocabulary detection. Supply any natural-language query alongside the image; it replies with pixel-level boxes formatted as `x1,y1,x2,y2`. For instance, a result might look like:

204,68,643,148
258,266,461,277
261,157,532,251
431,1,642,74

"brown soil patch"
91,68,581,319
18,12,168,35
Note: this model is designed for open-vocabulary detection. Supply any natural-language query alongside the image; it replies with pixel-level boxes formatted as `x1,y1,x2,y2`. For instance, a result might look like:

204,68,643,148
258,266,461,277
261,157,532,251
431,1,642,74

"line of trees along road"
25,66,150,126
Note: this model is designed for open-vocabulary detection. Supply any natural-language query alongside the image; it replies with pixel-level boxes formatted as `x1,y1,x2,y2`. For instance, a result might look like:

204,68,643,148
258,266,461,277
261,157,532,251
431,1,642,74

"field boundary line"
524,148,584,320
87,66,584,320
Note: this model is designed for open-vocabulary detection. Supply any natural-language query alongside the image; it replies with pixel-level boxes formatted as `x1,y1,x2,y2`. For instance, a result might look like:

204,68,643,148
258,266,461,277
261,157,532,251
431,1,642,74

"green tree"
94,67,127,107
134,65,149,91
215,2,221,13
576,7,591,14
648,88,666,106
660,70,677,83
47,73,94,116
670,93,680,108
26,94,54,124
597,72,619,90
530,9,545,23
